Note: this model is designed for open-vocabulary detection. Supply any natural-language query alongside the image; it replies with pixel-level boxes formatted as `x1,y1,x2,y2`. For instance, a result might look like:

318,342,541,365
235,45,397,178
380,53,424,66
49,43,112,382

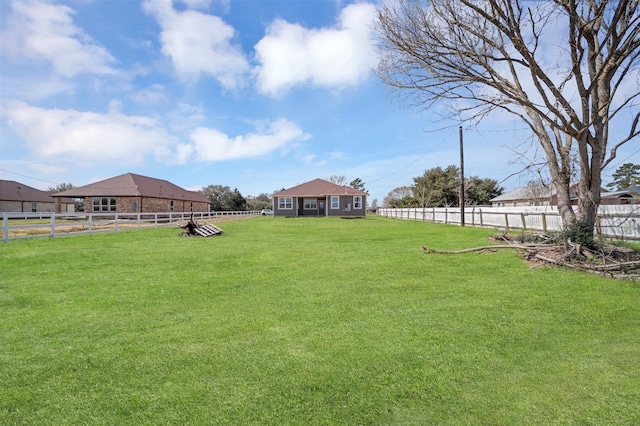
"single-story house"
600,185,640,205
490,185,554,207
0,180,75,213
272,178,367,217
52,173,210,214
491,183,618,207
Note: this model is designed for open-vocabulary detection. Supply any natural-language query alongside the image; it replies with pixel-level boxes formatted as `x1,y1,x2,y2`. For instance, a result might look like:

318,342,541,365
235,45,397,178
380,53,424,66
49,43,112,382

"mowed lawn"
1,216,638,425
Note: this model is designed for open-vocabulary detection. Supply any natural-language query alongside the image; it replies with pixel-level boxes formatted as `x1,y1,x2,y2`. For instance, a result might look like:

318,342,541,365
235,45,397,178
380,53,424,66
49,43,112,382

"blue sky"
1,0,637,204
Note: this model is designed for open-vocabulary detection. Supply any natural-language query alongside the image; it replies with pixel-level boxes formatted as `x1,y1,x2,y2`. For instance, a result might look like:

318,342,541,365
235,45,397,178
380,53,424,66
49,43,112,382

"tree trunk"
575,134,603,231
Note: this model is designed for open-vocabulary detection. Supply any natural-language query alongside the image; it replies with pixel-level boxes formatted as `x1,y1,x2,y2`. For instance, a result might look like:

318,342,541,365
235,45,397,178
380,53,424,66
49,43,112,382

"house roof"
601,185,640,198
0,180,74,204
273,178,367,197
0,180,57,203
490,186,553,202
52,173,210,204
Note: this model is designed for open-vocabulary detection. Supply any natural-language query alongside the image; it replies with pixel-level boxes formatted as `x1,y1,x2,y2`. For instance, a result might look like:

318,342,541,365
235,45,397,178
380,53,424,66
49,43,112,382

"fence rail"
377,205,640,240
2,211,261,242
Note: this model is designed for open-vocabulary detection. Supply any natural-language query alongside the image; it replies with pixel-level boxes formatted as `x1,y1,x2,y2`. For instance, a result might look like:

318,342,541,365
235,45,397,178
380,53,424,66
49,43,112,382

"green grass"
1,216,639,425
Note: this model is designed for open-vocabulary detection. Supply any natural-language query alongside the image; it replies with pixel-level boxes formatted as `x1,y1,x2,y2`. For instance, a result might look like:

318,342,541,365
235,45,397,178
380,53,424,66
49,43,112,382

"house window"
354,196,362,209
330,196,339,209
303,198,317,210
31,202,37,212
170,200,174,212
190,202,193,212
93,197,117,212
278,197,293,209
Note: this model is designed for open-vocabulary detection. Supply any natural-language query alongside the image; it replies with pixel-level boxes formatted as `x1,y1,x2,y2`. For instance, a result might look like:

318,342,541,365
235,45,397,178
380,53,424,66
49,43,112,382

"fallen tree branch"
423,243,640,281
422,244,549,254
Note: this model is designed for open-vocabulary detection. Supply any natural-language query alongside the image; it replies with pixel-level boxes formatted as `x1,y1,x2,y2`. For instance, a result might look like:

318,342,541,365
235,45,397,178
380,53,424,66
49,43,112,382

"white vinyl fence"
377,205,640,240
2,211,261,242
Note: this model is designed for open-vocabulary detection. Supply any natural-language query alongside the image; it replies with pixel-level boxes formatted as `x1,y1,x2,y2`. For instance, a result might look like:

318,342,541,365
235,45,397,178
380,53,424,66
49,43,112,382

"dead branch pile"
422,233,640,281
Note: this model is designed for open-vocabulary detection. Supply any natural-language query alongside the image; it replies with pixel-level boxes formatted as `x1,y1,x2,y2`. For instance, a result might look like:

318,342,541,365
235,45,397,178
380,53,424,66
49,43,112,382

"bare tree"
524,180,553,206
328,175,347,186
383,186,414,207
376,0,640,234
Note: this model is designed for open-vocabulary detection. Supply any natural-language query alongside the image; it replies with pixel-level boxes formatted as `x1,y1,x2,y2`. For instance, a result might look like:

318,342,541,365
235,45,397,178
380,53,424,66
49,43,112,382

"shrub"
561,221,600,251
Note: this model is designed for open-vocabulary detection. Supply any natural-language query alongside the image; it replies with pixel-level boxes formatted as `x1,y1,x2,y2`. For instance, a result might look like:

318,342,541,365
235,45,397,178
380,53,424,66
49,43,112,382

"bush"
561,221,600,251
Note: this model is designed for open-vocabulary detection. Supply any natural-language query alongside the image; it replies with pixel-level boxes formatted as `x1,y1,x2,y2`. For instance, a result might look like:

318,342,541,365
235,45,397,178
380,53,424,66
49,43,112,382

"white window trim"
330,196,339,209
354,196,363,209
93,197,116,212
278,197,293,210
303,198,317,210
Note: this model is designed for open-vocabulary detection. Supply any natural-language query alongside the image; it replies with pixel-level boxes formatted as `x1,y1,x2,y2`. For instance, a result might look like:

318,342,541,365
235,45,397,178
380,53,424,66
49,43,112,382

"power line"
606,147,640,171
0,168,63,185
366,129,457,184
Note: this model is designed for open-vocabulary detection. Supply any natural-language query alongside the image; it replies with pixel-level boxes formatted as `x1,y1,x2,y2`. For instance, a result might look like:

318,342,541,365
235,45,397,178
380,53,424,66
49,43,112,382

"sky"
0,0,637,205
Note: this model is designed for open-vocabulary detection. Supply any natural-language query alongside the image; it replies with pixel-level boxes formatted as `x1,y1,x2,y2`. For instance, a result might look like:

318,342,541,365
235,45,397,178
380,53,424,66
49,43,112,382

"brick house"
52,173,210,213
1,180,75,213
600,185,640,205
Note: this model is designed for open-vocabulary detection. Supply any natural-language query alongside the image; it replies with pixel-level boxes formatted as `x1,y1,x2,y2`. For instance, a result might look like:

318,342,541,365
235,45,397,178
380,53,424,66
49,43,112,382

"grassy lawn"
1,216,638,425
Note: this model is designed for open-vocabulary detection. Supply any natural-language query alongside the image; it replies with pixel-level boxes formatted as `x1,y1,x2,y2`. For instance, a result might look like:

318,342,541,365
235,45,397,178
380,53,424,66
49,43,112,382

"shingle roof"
53,173,210,203
601,185,640,198
490,185,553,202
0,180,57,202
273,178,367,197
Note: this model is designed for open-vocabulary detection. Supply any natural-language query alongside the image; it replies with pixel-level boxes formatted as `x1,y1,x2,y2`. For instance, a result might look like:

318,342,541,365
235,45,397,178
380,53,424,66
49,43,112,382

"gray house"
272,178,367,217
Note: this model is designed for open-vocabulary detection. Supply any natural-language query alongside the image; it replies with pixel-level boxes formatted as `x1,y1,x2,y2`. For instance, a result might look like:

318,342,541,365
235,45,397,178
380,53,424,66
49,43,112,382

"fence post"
541,213,547,233
504,213,509,230
115,214,119,232
479,209,483,227
50,215,55,237
89,215,93,235
3,213,8,242
445,209,448,224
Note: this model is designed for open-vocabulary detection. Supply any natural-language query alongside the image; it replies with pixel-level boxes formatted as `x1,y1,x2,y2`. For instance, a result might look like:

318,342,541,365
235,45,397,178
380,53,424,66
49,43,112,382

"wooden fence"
2,211,261,242
377,205,640,240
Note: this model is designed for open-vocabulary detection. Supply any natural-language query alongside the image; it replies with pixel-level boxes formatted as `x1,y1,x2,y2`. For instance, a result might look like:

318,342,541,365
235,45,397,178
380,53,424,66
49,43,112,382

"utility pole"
459,126,465,227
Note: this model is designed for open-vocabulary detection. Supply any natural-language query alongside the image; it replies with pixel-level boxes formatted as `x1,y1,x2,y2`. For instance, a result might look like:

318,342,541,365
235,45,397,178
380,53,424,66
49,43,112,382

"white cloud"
143,0,249,88
187,118,310,162
0,100,180,166
130,84,168,104
254,2,378,97
1,0,117,77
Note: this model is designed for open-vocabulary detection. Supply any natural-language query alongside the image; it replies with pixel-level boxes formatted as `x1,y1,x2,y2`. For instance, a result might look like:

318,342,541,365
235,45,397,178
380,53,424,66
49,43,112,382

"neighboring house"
272,178,367,217
0,180,75,213
52,173,210,214
490,186,554,207
600,185,640,205
491,183,615,207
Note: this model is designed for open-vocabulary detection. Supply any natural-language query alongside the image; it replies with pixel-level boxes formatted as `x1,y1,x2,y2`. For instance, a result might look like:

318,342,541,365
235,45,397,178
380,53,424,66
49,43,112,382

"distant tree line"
383,162,640,208
383,165,503,208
